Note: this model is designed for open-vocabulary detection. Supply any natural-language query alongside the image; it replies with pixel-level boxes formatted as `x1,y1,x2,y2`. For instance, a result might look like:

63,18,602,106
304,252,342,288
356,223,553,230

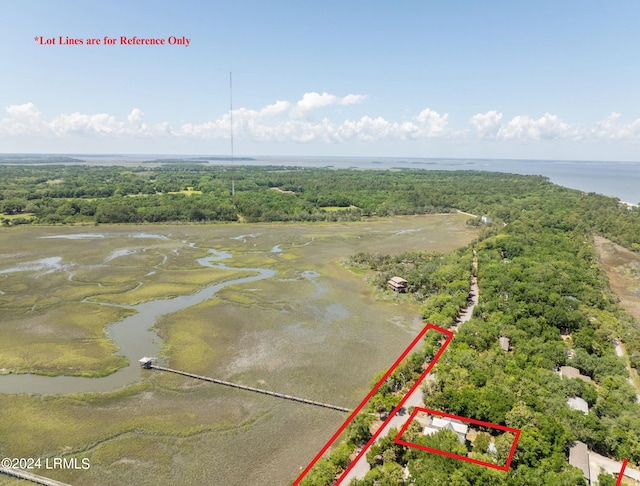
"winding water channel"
0,249,276,395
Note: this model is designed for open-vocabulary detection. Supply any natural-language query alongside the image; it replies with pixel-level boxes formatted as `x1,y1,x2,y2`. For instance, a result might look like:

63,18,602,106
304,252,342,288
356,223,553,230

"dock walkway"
149,364,350,413
0,466,72,486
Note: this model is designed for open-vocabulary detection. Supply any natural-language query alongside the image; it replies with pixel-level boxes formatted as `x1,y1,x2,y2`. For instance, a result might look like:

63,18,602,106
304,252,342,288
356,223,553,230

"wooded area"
306,210,640,483
2,165,640,253
2,164,640,485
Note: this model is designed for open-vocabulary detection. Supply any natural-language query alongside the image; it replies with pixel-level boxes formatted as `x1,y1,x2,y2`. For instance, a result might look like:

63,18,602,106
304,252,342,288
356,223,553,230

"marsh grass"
0,226,266,375
0,303,131,376
0,476,24,485
0,216,477,485
594,235,640,395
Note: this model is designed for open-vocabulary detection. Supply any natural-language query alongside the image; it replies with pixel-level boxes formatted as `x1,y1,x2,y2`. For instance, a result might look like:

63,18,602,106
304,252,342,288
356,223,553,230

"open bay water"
72,155,640,205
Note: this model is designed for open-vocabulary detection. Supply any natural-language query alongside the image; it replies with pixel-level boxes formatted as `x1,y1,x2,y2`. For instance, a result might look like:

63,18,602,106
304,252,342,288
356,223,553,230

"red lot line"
616,458,629,486
293,323,453,485
394,407,521,471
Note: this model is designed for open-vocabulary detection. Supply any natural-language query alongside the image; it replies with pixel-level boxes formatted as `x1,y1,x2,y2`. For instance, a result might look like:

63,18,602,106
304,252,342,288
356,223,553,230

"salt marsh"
0,214,477,485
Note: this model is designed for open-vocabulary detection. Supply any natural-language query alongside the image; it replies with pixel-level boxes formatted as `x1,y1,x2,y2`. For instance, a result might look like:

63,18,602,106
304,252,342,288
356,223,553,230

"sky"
1,0,639,161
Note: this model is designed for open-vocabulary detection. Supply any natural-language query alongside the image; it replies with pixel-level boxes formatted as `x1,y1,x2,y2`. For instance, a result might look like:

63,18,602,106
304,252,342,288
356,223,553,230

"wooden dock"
0,466,72,486
148,364,350,413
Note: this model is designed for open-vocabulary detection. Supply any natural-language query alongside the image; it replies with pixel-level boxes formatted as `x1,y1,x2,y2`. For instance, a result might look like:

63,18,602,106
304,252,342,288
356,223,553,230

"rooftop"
567,396,589,414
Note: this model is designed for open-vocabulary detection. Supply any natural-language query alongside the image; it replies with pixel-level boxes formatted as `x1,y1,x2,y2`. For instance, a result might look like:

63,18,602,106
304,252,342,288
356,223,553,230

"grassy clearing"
1,213,36,220
167,189,202,196
156,300,224,372
320,205,359,211
73,266,149,285
0,476,24,485
595,236,640,324
214,287,260,305
0,380,280,485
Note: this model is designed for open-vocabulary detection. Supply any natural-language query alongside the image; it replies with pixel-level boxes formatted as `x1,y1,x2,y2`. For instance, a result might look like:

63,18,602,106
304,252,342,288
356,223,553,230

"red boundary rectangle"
394,407,521,471
293,323,453,485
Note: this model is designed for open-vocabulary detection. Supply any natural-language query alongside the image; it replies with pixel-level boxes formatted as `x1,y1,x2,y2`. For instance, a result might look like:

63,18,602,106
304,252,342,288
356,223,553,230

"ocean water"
68,154,640,205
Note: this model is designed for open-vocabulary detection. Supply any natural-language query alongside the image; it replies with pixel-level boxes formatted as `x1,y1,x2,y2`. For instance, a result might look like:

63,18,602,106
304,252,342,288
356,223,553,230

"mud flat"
0,214,477,486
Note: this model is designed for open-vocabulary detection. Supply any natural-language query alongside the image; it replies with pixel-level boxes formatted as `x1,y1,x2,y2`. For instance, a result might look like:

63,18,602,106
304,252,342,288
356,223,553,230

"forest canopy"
2,164,640,254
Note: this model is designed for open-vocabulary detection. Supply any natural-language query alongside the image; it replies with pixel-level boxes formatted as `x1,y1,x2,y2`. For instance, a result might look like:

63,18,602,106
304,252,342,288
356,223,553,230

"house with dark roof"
559,366,593,384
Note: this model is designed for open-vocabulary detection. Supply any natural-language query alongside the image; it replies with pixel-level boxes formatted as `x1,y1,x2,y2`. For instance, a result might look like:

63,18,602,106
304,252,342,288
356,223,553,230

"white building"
424,417,469,444
481,215,493,224
499,336,510,352
567,396,589,414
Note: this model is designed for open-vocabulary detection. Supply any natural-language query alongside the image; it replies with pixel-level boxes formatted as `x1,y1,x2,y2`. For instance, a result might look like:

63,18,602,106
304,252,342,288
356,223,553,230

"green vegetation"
0,381,287,485
0,302,131,377
0,164,585,224
299,170,640,485
0,229,255,377
2,164,640,255
3,164,640,485
349,249,473,327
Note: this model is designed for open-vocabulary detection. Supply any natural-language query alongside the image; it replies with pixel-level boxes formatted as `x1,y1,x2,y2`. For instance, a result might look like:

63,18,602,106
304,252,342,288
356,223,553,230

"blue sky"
1,1,639,160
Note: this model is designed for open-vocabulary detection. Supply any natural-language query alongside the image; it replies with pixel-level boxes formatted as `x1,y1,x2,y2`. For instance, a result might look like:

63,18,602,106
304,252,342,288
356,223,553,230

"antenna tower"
229,72,235,203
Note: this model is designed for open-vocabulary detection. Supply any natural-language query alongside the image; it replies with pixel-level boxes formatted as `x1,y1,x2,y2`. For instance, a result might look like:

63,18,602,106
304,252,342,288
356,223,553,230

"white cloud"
0,104,174,138
296,92,336,112
177,120,226,139
259,100,290,117
340,94,368,106
6,102,42,119
592,112,640,140
414,109,450,137
128,108,144,126
336,116,393,142
1,103,45,135
2,98,640,150
495,113,576,141
50,112,124,136
293,92,367,118
466,111,640,143
469,111,503,138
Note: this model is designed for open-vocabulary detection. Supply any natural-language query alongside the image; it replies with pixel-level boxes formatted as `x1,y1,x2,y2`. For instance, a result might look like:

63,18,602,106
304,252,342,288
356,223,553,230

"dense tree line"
2,165,640,251
3,165,640,251
303,187,640,485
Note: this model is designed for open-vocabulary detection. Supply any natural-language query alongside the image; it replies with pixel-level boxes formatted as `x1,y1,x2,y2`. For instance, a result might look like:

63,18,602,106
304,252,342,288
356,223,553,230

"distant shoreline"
0,154,638,204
